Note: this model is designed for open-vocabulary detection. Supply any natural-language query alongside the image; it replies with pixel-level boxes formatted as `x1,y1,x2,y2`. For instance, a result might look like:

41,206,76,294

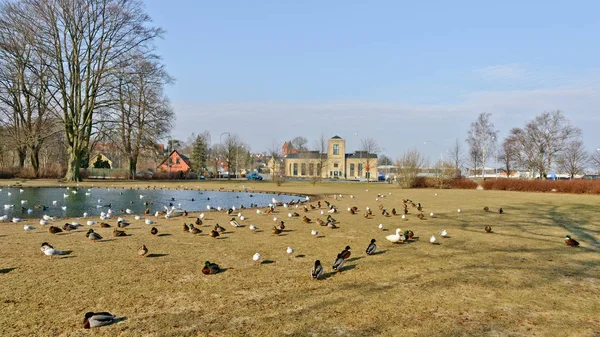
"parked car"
246,172,263,181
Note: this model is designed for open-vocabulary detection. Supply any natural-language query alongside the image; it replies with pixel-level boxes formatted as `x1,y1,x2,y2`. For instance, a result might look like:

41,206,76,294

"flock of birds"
5,186,584,329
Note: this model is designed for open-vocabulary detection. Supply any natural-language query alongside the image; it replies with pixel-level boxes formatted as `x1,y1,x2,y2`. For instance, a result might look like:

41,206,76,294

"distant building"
157,150,192,173
269,135,378,181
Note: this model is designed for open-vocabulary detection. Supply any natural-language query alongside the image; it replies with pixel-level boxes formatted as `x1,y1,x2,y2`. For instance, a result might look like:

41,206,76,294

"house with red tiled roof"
157,150,192,173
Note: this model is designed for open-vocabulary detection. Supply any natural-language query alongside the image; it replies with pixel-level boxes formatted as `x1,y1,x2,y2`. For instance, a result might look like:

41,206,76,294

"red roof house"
157,150,192,173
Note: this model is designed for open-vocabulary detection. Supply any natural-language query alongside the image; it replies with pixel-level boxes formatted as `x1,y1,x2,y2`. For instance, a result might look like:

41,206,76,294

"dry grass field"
1,180,599,336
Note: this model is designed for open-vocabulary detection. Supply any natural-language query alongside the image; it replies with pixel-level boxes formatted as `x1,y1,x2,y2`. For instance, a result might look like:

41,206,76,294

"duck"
365,239,377,255
483,206,489,212
272,226,282,235
202,261,220,274
189,224,201,235
417,212,424,220
485,225,492,233
113,228,127,237
430,235,437,244
339,246,351,259
386,228,403,243
182,223,190,232
252,253,261,264
311,260,323,279
498,208,504,214
405,230,415,240
209,229,220,238
62,223,78,231
564,235,579,247
439,229,448,237
99,222,111,228
316,218,325,226
332,254,345,272
229,218,241,227
195,218,202,226
391,208,397,216
214,224,226,232
48,226,63,234
86,229,102,242
276,221,285,231
327,221,338,229
311,229,318,237
83,312,116,329
138,244,148,257
150,227,158,236
118,220,130,228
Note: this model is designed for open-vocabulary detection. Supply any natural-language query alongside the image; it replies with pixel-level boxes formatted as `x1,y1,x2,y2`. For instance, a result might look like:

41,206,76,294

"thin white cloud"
474,64,529,81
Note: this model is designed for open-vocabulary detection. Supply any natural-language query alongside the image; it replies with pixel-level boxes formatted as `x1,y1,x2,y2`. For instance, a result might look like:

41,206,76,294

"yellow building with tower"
271,135,378,181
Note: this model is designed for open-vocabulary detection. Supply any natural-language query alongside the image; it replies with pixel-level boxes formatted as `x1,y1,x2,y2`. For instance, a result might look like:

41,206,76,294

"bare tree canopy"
557,140,589,179
290,136,308,151
466,112,498,177
395,149,426,188
497,135,519,178
446,138,464,176
2,0,165,181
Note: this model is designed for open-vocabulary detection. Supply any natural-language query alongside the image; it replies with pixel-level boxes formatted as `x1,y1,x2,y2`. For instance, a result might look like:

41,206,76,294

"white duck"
386,228,403,243
430,235,437,244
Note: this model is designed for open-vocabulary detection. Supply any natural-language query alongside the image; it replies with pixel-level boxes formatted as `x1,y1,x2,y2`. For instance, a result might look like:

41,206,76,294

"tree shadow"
147,253,169,258
0,267,16,274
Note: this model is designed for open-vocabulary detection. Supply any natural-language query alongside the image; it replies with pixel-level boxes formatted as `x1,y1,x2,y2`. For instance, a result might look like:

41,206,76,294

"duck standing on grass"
138,244,148,257
83,312,116,329
202,261,220,274
332,254,345,272
311,260,323,279
365,239,377,255
485,225,492,233
565,235,579,247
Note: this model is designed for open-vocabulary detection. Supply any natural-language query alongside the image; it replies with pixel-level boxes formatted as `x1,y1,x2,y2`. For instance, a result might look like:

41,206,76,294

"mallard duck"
182,223,190,232
391,208,397,216
195,218,202,225
99,222,111,228
339,246,351,259
202,261,220,275
382,209,390,217
565,235,579,247
272,226,282,235
317,201,322,208
113,228,126,237
316,218,325,226
86,229,102,242
348,208,356,215
63,223,77,232
48,226,62,234
386,228,403,243
483,206,489,212
83,311,116,329
310,204,316,210
276,221,285,231
302,216,311,224
404,208,409,215
363,212,370,218
332,253,345,272
214,224,226,232
311,260,323,279
327,221,338,229
210,229,220,238
151,227,158,236
189,224,201,235
366,239,377,255
498,208,504,214
229,218,241,227
405,230,414,239
138,244,148,257
485,225,492,233
417,212,424,220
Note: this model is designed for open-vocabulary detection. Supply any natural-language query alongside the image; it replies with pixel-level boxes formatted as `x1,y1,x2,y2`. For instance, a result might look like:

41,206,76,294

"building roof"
331,135,342,139
285,151,325,159
158,150,192,168
346,151,378,159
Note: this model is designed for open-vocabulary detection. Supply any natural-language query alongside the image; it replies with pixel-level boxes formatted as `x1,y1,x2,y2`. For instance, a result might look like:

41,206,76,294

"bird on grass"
386,228,403,244
182,223,190,232
202,261,220,275
83,312,116,329
138,244,148,257
113,228,127,237
189,224,201,235
276,221,285,231
253,253,261,264
210,229,220,238
151,227,158,236
62,223,78,231
214,224,226,232
332,254,345,272
439,229,448,237
48,226,62,234
483,206,489,212
485,225,493,233
339,246,351,259
24,224,36,231
311,229,318,238
564,235,579,247
430,235,437,244
286,247,294,255
86,229,102,242
40,242,67,259
272,226,282,235
311,260,323,279
498,208,504,214
365,239,377,255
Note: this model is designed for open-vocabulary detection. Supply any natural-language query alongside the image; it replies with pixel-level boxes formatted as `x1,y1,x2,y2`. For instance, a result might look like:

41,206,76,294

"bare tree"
222,134,243,179
360,137,381,182
290,136,308,152
446,138,464,177
590,150,600,175
396,149,426,188
557,140,589,179
311,134,328,184
497,135,519,178
466,113,498,178
267,141,284,186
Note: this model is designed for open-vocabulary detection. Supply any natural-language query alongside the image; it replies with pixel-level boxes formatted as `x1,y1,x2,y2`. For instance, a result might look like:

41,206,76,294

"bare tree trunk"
30,145,41,177
17,147,26,168
65,149,82,182
129,156,137,180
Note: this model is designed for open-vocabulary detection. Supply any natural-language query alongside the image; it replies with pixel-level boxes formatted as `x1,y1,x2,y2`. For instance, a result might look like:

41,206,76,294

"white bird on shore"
439,230,448,237
12,217,23,223
273,217,278,222
0,215,7,221
206,205,211,210
430,235,437,244
41,243,67,259
378,223,384,230
24,224,35,231
429,212,434,217
239,215,246,221
217,206,222,211
401,215,406,220
311,229,318,237
457,209,462,213
199,213,205,219
145,219,153,225
253,253,261,264
386,228,403,243
288,213,293,218
39,219,50,225
87,220,96,226
249,224,257,231
256,209,262,215
134,215,142,220
320,210,324,215
286,247,294,255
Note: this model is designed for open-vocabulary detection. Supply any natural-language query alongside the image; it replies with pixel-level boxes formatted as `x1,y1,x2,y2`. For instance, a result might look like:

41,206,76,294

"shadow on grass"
346,257,362,262
0,267,16,274
370,250,387,255
147,253,169,258
157,233,172,237
296,254,306,258
261,260,275,264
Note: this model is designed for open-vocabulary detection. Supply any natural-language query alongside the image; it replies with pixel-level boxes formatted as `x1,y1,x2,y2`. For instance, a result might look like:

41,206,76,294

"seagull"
24,224,35,231
253,253,261,264
286,247,294,255
429,212,434,217
311,229,318,237
457,209,462,213
378,223,384,230
249,224,258,231
430,235,437,244
439,230,448,237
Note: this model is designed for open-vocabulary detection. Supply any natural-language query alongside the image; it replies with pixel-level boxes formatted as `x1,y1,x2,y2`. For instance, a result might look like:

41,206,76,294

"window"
333,163,338,168
333,144,339,155
301,163,306,176
349,163,355,177
358,163,363,177
334,171,338,177
293,163,298,176
309,163,314,176
176,158,180,164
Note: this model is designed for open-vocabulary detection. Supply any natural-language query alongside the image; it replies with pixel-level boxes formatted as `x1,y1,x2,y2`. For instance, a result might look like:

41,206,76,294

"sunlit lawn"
1,179,599,336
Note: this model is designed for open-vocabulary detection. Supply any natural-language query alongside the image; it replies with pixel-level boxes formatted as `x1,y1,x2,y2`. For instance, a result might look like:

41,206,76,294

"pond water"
0,187,304,220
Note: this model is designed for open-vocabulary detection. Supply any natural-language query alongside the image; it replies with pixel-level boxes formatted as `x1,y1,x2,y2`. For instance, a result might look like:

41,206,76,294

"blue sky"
145,0,600,161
